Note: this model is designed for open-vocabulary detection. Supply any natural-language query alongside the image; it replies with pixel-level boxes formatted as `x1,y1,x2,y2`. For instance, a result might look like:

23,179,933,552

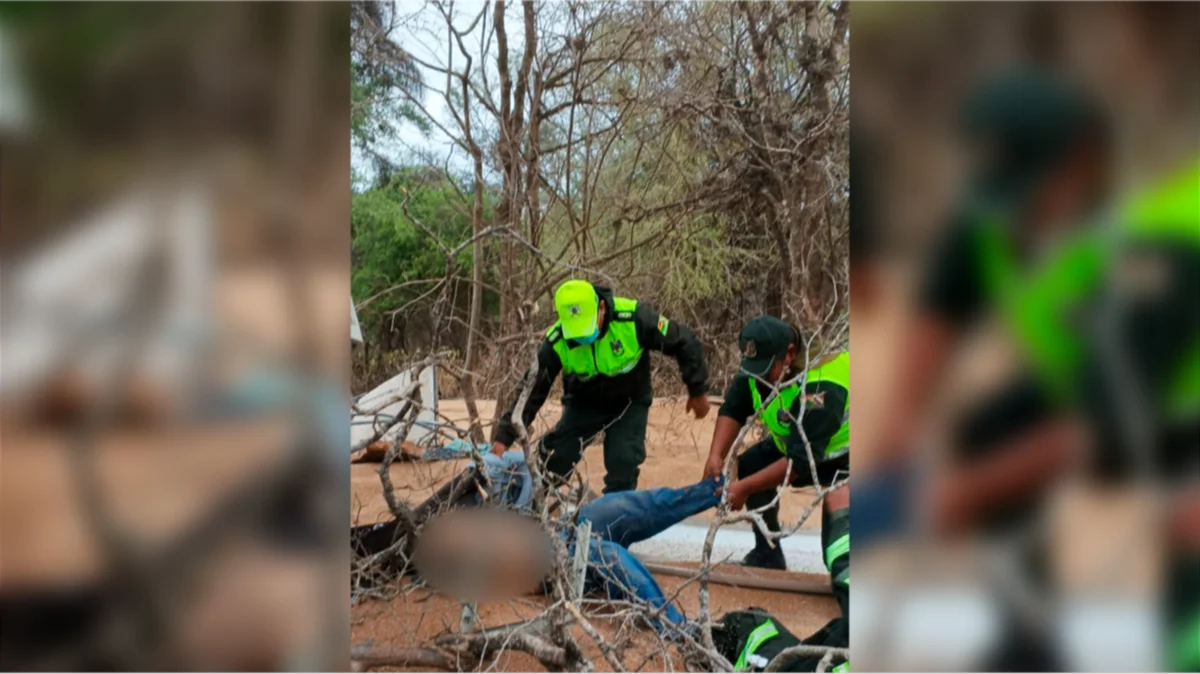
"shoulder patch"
657,314,670,336
802,393,825,409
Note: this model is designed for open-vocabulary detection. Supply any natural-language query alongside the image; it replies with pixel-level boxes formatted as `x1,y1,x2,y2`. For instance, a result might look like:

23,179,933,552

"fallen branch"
349,643,455,672
436,630,572,670
698,418,755,668
378,401,423,519
764,644,849,672
563,600,627,672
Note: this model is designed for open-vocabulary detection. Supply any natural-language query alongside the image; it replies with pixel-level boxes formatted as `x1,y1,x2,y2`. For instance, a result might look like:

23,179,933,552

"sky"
352,1,523,188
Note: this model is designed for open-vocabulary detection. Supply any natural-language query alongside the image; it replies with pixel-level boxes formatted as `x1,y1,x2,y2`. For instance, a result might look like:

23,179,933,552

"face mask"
574,327,601,345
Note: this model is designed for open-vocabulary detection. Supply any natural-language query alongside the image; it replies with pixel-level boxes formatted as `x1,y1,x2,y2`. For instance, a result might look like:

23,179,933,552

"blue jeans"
565,476,723,632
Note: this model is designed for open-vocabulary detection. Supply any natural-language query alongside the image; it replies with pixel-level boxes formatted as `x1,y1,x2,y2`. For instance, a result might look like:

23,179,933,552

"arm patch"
657,314,670,336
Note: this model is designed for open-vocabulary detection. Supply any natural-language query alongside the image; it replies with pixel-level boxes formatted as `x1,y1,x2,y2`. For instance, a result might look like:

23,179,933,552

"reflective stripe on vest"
748,352,850,459
548,297,643,380
825,532,850,568
734,619,780,672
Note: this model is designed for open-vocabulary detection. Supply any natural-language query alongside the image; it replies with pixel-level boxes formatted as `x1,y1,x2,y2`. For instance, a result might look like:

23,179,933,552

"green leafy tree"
352,167,496,354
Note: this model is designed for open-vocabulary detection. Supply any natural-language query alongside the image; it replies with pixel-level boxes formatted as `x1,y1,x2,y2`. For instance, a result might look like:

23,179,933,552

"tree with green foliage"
352,166,497,355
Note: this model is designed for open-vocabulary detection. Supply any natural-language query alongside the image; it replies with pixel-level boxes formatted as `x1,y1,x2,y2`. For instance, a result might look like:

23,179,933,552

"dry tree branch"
562,601,627,673
436,629,575,670
763,644,849,672
349,643,457,672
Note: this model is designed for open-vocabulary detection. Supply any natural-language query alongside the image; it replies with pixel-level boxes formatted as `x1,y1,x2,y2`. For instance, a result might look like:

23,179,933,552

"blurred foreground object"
0,2,350,670
0,22,31,137
1,179,215,423
851,3,1199,670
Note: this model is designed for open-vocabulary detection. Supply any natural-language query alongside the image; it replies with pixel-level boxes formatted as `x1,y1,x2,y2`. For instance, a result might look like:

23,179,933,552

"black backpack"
713,607,847,672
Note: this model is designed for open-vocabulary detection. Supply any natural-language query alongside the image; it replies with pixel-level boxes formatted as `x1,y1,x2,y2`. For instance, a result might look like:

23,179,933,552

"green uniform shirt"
494,285,709,447
719,355,849,464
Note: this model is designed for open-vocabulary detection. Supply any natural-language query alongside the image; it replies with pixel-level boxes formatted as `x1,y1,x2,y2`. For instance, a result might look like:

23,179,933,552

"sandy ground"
351,397,840,671
351,397,824,529
352,568,838,673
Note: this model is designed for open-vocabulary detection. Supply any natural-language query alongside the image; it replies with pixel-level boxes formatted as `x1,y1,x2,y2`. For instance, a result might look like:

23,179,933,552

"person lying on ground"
352,451,724,638
490,279,711,494
712,482,850,673
702,315,850,570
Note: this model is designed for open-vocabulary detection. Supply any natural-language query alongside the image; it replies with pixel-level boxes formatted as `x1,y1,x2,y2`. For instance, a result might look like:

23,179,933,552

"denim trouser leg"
584,536,687,630
576,476,723,548
565,477,723,635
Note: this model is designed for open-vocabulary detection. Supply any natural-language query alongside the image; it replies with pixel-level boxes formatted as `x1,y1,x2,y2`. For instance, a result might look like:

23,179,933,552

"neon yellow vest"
748,352,850,459
734,619,849,671
734,620,779,672
977,157,1200,418
1122,158,1200,422
547,297,643,380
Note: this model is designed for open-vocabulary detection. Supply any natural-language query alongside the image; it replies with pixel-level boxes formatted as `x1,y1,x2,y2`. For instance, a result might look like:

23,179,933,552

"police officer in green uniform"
492,279,711,494
702,315,849,570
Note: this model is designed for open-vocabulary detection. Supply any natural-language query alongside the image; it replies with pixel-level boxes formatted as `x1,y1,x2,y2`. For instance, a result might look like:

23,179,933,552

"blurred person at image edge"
857,66,1199,671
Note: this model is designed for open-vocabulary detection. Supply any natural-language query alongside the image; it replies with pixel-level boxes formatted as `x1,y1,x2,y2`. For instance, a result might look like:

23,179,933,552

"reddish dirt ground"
351,570,838,673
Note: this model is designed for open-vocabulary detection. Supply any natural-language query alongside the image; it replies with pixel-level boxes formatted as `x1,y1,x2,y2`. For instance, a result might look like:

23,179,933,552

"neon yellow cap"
554,279,599,339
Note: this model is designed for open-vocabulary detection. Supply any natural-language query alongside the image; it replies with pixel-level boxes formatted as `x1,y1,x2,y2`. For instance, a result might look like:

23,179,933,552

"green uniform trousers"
542,402,650,494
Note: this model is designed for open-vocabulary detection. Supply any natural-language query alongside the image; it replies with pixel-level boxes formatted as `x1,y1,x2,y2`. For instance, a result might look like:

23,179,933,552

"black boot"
739,507,787,570
739,545,787,570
